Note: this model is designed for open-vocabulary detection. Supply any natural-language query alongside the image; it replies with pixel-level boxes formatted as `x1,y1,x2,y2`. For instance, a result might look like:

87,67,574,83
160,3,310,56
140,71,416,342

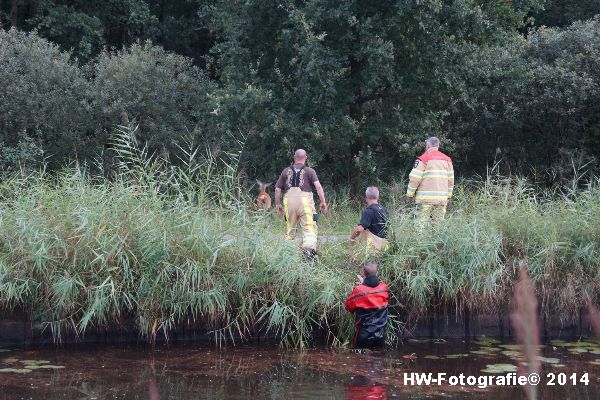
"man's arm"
275,187,284,217
345,288,358,312
407,159,426,199
313,181,327,212
447,162,454,200
350,224,365,241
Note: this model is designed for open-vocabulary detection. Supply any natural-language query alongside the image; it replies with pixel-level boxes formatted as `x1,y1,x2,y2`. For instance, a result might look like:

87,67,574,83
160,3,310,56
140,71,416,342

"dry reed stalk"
510,262,540,400
585,296,600,338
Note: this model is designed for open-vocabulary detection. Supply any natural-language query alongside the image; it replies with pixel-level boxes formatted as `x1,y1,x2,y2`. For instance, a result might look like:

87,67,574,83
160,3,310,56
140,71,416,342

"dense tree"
2,1,600,186
0,29,92,171
461,17,600,181
0,0,212,63
90,42,217,155
533,0,600,28
204,0,543,187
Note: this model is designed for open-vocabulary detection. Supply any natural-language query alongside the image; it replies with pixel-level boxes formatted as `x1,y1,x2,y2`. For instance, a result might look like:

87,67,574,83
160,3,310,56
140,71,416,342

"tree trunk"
9,0,18,28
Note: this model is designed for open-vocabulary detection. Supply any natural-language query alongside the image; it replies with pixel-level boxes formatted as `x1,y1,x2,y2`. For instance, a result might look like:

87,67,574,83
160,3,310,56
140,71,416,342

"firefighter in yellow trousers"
275,149,328,261
406,137,454,229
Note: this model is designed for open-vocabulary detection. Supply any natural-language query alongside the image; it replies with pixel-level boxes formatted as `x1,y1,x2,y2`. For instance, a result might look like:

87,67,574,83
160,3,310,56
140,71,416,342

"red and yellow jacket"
345,278,389,347
406,147,454,205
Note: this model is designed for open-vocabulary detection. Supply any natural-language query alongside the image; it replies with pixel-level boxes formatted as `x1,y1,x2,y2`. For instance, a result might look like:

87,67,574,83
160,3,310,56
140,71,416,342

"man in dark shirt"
345,262,389,348
350,186,389,253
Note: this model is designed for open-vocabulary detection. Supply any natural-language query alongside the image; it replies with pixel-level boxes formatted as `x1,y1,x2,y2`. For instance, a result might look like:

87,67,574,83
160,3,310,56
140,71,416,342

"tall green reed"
1,126,600,347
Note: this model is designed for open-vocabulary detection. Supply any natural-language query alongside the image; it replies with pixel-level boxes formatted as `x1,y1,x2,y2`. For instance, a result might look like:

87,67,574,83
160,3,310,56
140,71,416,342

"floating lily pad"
568,347,588,353
20,360,50,365
501,350,523,358
27,365,65,370
498,344,522,350
0,368,32,373
538,357,560,364
481,363,518,374
424,355,440,360
446,354,469,359
550,340,569,346
471,351,499,356
470,347,501,355
473,337,501,346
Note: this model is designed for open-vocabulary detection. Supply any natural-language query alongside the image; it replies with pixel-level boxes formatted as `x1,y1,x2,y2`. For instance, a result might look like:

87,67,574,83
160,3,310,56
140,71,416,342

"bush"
0,29,92,171
90,42,218,157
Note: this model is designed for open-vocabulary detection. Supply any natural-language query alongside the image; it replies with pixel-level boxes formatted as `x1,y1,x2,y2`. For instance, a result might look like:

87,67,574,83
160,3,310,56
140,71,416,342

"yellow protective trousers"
283,187,318,250
355,229,389,257
417,204,447,230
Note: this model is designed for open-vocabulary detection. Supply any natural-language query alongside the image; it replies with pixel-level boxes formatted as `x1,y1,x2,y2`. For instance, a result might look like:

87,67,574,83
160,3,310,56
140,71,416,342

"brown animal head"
256,180,272,209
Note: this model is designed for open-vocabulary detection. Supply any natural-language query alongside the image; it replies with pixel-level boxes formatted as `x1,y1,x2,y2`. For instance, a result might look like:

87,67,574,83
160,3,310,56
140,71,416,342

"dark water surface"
1,339,600,399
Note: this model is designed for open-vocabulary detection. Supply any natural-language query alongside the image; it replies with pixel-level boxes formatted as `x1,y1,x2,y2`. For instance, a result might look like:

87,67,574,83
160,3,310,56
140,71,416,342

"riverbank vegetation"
1,128,599,347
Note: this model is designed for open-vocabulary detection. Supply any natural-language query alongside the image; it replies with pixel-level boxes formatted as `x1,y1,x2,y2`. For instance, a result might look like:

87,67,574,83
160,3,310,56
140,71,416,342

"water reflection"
0,340,599,399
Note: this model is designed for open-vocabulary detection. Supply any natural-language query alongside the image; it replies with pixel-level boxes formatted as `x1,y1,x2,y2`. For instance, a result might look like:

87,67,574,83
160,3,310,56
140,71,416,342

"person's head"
293,149,308,165
425,136,440,150
363,262,378,277
365,186,379,204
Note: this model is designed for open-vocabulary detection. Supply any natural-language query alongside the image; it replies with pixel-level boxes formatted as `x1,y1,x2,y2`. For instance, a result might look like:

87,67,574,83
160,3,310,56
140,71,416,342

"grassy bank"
1,131,599,347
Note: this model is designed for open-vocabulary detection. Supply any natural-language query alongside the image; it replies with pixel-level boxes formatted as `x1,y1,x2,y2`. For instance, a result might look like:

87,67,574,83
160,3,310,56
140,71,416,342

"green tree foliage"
204,0,542,186
533,0,600,27
463,17,600,181
90,42,218,155
0,29,91,171
1,0,212,63
2,1,600,186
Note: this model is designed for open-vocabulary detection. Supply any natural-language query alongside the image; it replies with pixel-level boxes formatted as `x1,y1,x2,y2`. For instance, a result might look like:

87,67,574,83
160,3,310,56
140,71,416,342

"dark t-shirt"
275,164,319,193
359,204,389,239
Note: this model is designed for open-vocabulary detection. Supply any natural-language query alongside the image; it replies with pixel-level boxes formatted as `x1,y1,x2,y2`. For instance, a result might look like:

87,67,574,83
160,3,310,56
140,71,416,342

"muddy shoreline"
1,309,593,347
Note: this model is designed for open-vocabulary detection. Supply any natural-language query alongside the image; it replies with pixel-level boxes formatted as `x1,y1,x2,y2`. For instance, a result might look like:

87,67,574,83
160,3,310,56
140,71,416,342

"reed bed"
0,127,599,348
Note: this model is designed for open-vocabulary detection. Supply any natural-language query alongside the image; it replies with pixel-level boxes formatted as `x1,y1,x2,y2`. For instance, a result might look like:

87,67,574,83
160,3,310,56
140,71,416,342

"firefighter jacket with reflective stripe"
345,280,389,347
406,147,454,205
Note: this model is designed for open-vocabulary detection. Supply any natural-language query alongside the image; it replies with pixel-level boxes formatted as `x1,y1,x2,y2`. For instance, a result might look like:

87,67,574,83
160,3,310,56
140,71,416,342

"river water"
1,338,599,399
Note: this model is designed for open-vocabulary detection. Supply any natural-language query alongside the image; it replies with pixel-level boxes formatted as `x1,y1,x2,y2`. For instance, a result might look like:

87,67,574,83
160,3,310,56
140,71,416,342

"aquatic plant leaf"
481,364,518,374
20,360,50,365
445,354,469,359
588,360,600,366
567,347,588,353
501,350,523,358
0,368,32,373
424,355,440,360
537,357,560,364
1,358,18,363
550,364,566,368
470,350,498,355
498,344,523,350
550,340,569,346
28,365,65,370
473,337,501,346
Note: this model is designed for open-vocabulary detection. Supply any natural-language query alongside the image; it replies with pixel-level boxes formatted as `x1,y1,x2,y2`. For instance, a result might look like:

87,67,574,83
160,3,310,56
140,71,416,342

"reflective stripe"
283,197,293,240
416,193,448,201
414,191,449,195
409,169,424,176
301,197,317,249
